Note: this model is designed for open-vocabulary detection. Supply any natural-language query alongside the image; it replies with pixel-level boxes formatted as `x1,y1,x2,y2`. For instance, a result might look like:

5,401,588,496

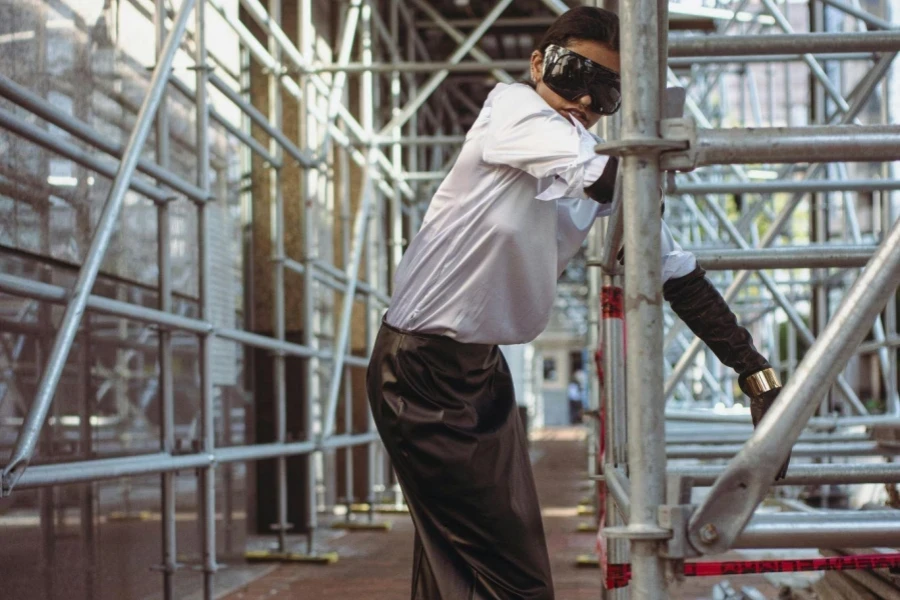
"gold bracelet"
744,368,781,397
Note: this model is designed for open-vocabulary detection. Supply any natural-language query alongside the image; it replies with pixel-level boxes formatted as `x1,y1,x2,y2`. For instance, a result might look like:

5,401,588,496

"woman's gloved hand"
664,266,791,482
739,368,791,481
584,157,618,204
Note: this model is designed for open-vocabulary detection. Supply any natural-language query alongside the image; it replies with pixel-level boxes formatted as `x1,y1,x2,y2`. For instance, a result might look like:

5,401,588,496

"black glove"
663,266,769,375
584,157,618,204
664,265,790,481
740,372,791,481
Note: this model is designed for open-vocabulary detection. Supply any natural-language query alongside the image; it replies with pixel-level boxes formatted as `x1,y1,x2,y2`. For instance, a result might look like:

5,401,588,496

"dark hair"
536,6,619,54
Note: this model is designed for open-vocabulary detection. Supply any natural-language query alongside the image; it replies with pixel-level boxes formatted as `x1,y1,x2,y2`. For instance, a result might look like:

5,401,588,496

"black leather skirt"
366,321,554,600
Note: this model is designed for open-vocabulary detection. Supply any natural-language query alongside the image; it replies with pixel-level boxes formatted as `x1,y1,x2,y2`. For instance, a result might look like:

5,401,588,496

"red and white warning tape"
595,277,900,589
605,553,900,589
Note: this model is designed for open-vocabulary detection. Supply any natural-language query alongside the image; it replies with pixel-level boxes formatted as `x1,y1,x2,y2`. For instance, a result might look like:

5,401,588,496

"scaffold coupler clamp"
659,117,700,172
593,116,697,173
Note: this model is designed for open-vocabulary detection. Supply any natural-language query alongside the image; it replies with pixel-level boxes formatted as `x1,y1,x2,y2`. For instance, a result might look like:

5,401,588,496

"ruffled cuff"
660,220,697,282
661,250,698,282
535,119,609,201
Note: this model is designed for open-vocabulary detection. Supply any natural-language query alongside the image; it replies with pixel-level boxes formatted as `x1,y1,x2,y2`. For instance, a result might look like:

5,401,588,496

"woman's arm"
663,246,790,480
661,220,697,282
481,84,612,201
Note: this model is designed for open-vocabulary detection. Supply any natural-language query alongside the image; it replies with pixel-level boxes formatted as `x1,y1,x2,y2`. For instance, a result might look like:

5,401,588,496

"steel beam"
12,432,380,491
669,52,876,65
308,59,527,74
673,179,900,195
667,440,894,459
154,2,177,596
371,135,466,146
606,467,632,522
303,52,887,73
165,74,280,167
688,245,877,270
665,430,869,444
194,1,217,594
208,0,411,200
299,0,318,557
661,124,900,170
664,408,900,429
267,0,290,557
0,107,171,204
734,511,900,549
668,31,900,57
318,0,362,154
669,462,900,486
322,155,375,439
0,273,374,365
0,73,208,203
208,73,316,168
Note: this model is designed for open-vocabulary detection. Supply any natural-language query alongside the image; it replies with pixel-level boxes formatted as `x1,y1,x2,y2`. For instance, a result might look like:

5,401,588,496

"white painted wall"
500,344,527,404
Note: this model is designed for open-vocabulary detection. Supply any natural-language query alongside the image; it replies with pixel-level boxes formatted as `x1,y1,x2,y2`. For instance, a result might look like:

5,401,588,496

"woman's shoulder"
484,82,554,119
486,81,541,106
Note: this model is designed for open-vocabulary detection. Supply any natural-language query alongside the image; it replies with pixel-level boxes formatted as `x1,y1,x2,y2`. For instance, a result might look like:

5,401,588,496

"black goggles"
541,44,621,116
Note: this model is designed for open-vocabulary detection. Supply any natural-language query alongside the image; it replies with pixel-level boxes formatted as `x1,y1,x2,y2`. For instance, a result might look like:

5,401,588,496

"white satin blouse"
385,82,695,345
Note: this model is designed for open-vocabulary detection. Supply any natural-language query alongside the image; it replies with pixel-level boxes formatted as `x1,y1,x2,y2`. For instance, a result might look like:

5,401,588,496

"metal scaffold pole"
267,0,290,556
194,1,218,596
299,0,319,558
155,0,177,596
617,0,669,595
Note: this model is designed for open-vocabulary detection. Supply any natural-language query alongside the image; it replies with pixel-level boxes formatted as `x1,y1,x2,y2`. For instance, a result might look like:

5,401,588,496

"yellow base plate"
576,505,596,516
576,522,596,533
349,503,408,514
244,550,339,565
575,554,600,568
331,521,392,531
108,511,153,522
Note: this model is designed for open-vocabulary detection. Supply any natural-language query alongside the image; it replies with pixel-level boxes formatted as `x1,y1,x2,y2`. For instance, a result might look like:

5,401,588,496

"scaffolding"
585,0,900,597
0,0,898,599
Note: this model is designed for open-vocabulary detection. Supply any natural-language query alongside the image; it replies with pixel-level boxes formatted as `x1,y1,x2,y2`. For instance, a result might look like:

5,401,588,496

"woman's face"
530,39,621,129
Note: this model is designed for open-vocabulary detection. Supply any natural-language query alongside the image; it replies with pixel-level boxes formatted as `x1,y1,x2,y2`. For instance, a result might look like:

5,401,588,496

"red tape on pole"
601,286,623,320
605,553,900,589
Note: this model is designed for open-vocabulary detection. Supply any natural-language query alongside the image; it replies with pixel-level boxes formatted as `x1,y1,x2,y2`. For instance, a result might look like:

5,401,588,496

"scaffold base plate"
244,550,339,565
108,511,154,522
349,503,409,514
330,520,392,531
575,554,600,568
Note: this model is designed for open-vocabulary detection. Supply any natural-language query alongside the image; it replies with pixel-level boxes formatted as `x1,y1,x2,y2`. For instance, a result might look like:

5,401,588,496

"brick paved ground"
221,428,785,600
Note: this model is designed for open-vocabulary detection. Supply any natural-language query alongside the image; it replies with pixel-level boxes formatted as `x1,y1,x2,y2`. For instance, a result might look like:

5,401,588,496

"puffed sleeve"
481,83,611,202
661,220,697,282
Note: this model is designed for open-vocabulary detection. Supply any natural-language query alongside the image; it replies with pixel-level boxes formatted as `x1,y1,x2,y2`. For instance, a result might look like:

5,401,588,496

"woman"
367,7,786,599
